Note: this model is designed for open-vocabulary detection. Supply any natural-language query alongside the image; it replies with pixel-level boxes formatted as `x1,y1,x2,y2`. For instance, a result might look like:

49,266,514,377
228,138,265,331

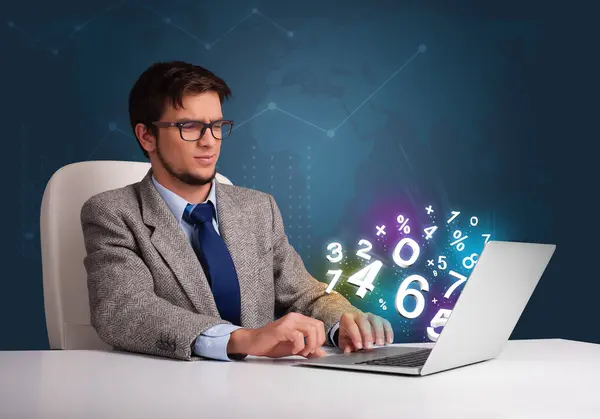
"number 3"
326,242,343,263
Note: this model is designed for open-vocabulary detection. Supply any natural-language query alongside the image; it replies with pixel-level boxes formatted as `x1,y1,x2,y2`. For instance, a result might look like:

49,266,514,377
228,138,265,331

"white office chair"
40,160,233,350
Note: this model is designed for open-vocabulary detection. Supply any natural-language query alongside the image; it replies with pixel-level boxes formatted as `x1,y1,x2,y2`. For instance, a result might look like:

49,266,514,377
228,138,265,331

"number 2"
356,239,372,260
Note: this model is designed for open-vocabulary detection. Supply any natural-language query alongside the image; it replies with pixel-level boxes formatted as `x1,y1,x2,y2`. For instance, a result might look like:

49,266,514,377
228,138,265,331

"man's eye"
181,122,200,130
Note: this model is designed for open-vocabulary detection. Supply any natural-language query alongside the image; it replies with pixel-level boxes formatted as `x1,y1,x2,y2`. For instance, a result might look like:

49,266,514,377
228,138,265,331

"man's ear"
135,123,157,154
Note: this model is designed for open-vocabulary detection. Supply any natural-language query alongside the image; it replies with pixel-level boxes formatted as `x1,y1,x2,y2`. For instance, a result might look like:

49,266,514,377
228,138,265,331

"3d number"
395,274,429,319
426,309,452,342
347,261,383,298
444,270,467,299
392,238,420,268
326,242,343,263
356,239,373,261
437,255,447,271
325,269,343,294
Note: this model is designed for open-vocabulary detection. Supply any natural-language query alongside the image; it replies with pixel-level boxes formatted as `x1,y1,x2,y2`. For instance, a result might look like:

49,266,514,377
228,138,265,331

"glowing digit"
444,270,467,299
395,274,429,319
347,260,382,298
463,253,478,269
447,211,460,223
326,242,343,263
423,225,438,240
325,269,343,293
426,309,452,342
393,238,420,268
356,239,372,261
470,216,479,226
437,255,447,271
482,234,491,244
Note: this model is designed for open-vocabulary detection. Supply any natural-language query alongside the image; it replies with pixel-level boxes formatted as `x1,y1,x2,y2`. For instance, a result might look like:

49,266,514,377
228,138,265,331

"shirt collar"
151,175,218,225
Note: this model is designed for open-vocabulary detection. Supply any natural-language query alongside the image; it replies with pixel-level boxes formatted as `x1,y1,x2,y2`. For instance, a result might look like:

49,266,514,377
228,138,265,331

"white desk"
0,339,598,419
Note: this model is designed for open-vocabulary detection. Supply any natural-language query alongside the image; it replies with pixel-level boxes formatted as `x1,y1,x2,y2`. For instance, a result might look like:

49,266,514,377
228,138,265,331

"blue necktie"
183,202,241,326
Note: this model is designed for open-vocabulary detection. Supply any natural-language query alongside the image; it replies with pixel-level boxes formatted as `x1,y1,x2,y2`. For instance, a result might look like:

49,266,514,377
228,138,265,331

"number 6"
395,274,429,319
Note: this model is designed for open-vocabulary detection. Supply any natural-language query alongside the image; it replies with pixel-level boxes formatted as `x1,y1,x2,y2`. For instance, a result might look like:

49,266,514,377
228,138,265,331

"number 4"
348,261,383,298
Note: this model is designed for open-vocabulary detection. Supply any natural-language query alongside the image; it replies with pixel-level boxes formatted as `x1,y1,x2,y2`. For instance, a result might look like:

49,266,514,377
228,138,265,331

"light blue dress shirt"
152,175,339,361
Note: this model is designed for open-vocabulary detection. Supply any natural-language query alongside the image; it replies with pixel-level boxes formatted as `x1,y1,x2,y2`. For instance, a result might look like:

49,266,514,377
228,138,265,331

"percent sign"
378,298,387,310
397,214,411,234
450,230,468,251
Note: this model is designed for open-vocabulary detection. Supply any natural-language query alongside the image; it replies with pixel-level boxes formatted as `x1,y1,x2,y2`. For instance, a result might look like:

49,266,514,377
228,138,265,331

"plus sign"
427,259,434,266
426,205,434,215
376,225,386,236
432,298,438,304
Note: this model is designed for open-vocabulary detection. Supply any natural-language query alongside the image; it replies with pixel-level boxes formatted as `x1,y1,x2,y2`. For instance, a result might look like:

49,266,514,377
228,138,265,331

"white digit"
447,211,460,223
395,274,429,319
437,255,447,270
426,309,452,342
356,239,372,261
392,238,420,268
482,233,491,244
463,253,478,269
347,260,382,298
470,216,479,226
444,270,468,299
325,269,343,294
423,225,438,240
326,242,343,263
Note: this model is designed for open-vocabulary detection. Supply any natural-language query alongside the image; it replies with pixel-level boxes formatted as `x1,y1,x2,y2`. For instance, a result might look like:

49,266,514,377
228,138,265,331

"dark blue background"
1,0,594,349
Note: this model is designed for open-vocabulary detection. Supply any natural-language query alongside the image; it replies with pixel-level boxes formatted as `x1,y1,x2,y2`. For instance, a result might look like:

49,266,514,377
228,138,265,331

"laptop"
297,240,556,376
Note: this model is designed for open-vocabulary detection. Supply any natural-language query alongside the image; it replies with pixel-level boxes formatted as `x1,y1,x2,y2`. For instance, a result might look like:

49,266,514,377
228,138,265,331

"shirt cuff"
329,321,341,347
193,324,246,361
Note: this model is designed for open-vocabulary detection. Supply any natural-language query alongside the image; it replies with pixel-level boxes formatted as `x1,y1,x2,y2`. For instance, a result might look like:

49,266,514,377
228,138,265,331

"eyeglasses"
151,119,234,141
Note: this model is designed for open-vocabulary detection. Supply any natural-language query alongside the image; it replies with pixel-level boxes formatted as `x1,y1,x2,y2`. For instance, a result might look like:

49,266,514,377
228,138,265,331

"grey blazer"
80,168,361,361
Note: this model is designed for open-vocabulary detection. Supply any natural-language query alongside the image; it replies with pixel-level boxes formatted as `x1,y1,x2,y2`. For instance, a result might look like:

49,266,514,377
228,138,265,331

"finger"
383,318,394,344
289,313,325,348
305,318,325,351
342,340,354,354
367,314,385,346
307,347,327,358
338,335,353,353
344,318,364,350
284,329,305,355
306,317,326,348
315,320,326,347
356,314,374,349
296,322,318,357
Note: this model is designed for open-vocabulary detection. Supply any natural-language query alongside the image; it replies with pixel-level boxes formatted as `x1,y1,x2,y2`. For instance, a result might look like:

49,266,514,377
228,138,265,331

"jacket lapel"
214,180,260,327
139,168,260,327
139,169,219,317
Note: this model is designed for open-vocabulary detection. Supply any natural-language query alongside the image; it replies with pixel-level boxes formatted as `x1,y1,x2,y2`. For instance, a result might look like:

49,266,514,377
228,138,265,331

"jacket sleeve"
267,194,363,343
80,195,234,361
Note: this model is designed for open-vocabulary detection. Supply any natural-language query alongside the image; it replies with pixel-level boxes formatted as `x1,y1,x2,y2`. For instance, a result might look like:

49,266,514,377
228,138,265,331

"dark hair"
128,61,232,159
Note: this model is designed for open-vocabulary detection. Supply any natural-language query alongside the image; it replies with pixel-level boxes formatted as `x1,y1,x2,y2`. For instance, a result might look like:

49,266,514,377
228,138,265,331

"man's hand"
227,312,327,358
338,312,394,353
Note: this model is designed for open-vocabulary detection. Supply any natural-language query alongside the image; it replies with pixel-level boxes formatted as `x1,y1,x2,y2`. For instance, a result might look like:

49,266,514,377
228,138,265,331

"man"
80,61,393,361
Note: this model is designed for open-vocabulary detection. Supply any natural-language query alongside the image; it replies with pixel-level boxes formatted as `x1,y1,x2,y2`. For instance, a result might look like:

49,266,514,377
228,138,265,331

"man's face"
154,91,223,186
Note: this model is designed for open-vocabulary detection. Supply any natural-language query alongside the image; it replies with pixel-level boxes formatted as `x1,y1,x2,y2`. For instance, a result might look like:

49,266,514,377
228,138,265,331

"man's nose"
197,129,216,146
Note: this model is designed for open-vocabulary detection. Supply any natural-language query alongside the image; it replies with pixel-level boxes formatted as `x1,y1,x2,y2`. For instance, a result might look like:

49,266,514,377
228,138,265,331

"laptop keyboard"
355,348,432,367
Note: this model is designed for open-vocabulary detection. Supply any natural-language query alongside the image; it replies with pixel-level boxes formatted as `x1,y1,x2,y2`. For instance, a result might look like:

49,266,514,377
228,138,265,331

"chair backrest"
40,160,233,349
